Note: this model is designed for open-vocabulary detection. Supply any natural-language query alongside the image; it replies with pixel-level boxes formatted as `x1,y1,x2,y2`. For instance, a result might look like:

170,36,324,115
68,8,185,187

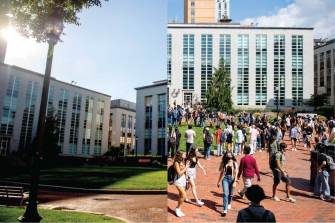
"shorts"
186,167,196,180
291,137,297,141
272,169,291,185
174,174,187,188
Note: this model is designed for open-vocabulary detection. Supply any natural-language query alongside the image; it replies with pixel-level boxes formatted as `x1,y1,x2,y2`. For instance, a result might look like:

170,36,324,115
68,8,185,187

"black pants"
186,143,193,156
168,142,176,157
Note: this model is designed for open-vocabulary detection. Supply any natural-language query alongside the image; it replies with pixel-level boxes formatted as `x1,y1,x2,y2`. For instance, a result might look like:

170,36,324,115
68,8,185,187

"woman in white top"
174,151,190,217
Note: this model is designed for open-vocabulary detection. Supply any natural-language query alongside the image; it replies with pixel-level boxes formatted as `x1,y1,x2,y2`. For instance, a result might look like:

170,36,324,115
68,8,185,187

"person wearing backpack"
271,142,296,203
215,125,223,156
237,185,276,222
314,146,333,201
217,151,238,217
172,151,190,217
203,127,213,160
225,122,234,152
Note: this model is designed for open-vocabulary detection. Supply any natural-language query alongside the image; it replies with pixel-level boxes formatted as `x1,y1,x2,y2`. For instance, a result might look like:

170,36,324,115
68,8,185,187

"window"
157,94,166,155
121,113,126,128
326,50,331,97
320,52,324,87
183,34,195,90
201,34,213,103
219,34,231,76
292,35,303,106
19,81,38,151
274,35,286,106
57,89,69,152
82,96,93,155
237,34,249,105
94,100,104,156
144,96,152,155
255,35,267,106
167,34,172,84
69,92,82,155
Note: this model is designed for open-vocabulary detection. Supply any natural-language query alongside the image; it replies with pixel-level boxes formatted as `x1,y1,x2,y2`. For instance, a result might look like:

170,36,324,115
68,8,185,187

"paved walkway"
168,136,335,222
38,191,166,223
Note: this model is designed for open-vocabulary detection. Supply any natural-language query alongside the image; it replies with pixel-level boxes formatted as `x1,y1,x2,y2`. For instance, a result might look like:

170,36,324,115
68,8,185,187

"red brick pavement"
168,136,335,222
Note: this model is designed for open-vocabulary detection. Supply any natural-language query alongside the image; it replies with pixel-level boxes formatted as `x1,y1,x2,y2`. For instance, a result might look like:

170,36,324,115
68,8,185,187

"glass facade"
144,96,152,155
167,33,172,84
47,85,55,117
320,52,325,87
57,89,69,152
69,92,82,155
94,100,104,156
326,50,331,97
183,34,195,90
255,34,267,106
237,34,249,105
201,34,213,102
157,94,166,155
274,35,286,106
219,34,231,75
19,81,39,151
82,96,93,156
292,35,303,106
1,76,20,137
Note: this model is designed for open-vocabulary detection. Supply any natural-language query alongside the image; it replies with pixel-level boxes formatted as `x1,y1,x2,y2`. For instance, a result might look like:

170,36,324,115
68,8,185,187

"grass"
177,123,250,152
1,166,166,190
0,206,124,223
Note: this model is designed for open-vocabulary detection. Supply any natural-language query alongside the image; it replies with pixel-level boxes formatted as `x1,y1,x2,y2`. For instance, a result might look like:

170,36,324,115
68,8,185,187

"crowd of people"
168,104,335,221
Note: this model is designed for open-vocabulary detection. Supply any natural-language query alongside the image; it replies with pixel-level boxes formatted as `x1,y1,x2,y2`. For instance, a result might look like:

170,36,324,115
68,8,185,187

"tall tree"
9,0,108,42
206,59,233,113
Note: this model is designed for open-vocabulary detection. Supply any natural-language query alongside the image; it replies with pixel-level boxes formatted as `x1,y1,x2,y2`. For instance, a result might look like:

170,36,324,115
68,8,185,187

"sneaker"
228,204,232,210
272,196,280,201
175,208,185,217
287,197,296,203
223,210,228,214
185,198,191,203
196,200,204,206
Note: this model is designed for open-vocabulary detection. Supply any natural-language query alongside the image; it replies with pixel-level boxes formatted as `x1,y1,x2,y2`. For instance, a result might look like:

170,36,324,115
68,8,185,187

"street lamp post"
19,10,63,223
275,86,279,121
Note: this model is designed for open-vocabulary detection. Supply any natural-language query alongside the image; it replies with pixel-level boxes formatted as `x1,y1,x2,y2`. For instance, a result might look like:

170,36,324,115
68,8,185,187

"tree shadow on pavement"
232,196,249,205
211,191,222,198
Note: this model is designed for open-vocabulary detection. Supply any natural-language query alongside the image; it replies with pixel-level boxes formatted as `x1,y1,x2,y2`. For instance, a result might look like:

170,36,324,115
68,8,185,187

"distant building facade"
184,0,231,24
168,23,314,110
135,80,167,156
0,63,111,157
314,39,335,106
109,99,136,156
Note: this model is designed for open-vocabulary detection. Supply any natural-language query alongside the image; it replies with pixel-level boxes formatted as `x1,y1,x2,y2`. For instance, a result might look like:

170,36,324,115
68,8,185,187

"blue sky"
5,0,167,102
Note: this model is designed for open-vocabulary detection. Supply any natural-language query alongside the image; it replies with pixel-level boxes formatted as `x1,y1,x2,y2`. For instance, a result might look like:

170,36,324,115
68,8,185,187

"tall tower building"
184,0,231,24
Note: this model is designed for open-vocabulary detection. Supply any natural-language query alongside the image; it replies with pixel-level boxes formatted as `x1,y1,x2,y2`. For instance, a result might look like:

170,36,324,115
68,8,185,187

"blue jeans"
217,144,222,156
234,143,242,155
205,144,211,159
222,175,234,211
314,170,330,198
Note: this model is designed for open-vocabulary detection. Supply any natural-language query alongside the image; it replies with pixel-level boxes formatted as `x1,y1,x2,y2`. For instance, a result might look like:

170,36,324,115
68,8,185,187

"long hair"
219,151,237,171
186,148,198,163
174,151,184,164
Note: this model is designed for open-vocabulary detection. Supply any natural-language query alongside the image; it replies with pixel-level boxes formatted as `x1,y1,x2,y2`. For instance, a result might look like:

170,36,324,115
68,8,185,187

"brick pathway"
168,136,335,222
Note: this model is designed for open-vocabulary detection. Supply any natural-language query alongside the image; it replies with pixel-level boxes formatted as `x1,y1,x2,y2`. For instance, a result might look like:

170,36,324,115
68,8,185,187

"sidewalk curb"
0,180,167,195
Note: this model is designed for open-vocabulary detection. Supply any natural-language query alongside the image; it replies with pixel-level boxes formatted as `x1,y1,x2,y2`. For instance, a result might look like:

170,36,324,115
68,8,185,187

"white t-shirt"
236,129,244,143
185,129,196,144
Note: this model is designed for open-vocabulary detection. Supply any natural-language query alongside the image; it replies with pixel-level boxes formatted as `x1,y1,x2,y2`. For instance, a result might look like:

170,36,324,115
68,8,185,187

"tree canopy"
206,59,233,113
7,0,108,42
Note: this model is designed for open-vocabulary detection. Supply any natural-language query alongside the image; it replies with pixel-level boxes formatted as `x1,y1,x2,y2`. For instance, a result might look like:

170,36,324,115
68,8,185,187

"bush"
316,106,335,119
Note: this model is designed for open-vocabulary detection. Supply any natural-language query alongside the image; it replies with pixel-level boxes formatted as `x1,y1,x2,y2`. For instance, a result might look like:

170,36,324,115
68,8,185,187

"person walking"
217,151,238,217
237,185,276,222
203,127,214,160
185,124,196,156
173,151,190,217
270,142,296,203
175,126,181,153
168,125,177,157
225,122,234,152
249,124,259,155
237,146,261,198
314,145,332,201
185,148,207,206
290,124,299,151
215,125,223,156
235,125,244,156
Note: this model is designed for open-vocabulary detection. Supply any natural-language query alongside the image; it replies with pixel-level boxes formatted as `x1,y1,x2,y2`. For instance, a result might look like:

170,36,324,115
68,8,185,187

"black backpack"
226,132,233,143
205,133,213,145
244,208,272,222
167,165,176,184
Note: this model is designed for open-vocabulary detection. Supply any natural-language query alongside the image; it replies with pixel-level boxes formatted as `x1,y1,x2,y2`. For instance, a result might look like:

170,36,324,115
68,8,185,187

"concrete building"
167,23,314,110
184,0,231,24
135,80,167,156
109,99,136,156
0,63,111,157
314,39,335,106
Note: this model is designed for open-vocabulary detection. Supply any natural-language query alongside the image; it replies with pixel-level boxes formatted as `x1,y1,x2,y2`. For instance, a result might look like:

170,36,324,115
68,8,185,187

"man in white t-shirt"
249,124,259,155
185,124,196,156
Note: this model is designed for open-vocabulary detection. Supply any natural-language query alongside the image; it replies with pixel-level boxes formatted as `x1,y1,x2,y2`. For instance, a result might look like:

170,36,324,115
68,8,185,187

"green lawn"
177,123,250,152
0,206,124,223
1,166,166,190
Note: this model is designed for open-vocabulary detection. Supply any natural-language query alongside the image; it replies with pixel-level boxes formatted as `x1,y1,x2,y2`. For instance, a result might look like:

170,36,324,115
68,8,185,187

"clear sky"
5,0,168,103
